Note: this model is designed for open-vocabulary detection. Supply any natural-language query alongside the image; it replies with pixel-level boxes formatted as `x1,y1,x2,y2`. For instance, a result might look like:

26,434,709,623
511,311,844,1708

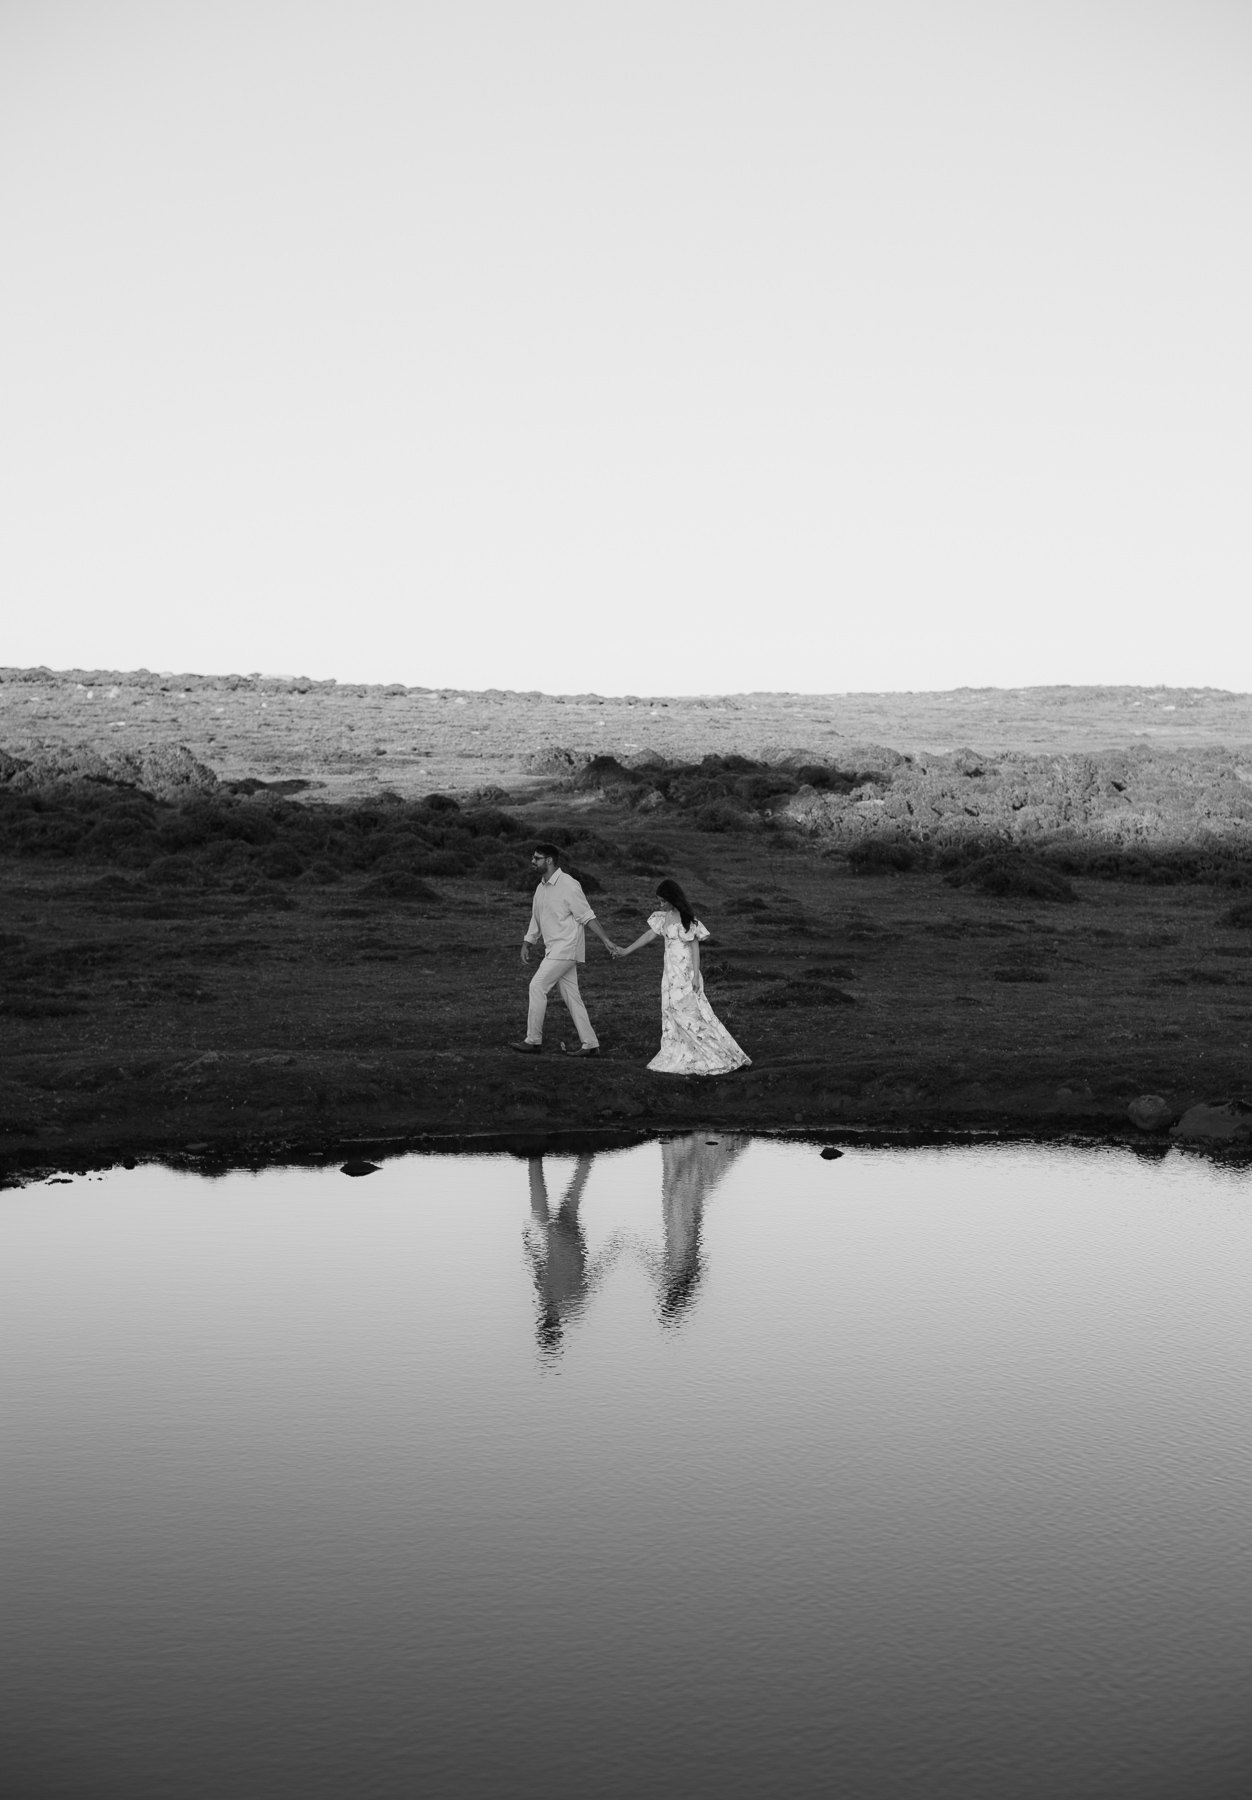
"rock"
1127,1094,1173,1132
819,1146,844,1160
340,1160,381,1177
522,746,589,776
1169,1100,1252,1143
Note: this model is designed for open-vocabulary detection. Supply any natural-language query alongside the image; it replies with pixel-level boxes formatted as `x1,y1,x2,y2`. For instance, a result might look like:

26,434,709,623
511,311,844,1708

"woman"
615,879,751,1075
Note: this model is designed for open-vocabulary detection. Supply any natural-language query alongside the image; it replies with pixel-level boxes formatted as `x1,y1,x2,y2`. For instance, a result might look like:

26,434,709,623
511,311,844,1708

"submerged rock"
1127,1095,1174,1132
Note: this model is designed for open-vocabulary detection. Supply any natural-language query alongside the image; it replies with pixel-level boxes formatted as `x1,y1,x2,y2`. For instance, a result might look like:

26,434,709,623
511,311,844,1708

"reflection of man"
512,844,617,1057
524,1155,594,1354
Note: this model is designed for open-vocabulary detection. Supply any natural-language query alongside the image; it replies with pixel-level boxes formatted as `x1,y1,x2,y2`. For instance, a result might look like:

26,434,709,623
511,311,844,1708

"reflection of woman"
655,1134,749,1323
615,880,751,1076
523,1155,594,1355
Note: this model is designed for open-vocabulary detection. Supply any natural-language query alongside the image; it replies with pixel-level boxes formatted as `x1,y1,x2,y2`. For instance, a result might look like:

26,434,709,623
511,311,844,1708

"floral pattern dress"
645,909,751,1076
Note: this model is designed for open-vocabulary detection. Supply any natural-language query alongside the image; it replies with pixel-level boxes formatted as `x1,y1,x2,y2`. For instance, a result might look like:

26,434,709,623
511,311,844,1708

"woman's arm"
617,928,660,958
690,938,702,989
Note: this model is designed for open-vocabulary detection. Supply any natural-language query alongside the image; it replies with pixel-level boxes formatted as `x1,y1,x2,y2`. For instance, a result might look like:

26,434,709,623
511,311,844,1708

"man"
513,844,618,1056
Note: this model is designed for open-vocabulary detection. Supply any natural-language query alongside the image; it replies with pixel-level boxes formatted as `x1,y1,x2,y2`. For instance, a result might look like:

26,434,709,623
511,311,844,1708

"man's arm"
585,918,619,955
520,897,541,965
566,878,617,956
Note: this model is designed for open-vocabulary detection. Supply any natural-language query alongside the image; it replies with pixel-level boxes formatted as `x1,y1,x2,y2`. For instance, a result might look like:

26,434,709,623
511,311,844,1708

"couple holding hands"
512,843,751,1077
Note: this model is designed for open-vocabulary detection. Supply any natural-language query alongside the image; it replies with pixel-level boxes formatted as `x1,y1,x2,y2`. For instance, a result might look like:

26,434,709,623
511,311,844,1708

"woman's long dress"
646,910,751,1075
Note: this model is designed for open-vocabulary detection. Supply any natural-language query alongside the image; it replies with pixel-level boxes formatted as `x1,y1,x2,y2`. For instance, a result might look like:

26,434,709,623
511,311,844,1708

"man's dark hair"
533,842,562,865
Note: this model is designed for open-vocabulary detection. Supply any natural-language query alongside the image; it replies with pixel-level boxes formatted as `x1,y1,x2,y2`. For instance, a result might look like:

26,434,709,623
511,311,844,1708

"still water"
2,1139,1251,1799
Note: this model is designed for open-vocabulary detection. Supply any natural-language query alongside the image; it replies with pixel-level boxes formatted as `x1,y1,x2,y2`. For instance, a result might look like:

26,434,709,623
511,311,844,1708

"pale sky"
2,0,1249,695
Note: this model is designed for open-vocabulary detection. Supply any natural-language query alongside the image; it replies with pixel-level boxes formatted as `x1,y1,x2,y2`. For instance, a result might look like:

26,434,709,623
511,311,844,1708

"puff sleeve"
646,910,668,936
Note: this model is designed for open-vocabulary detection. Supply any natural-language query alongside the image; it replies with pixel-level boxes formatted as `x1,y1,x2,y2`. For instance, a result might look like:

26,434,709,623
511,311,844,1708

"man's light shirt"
525,869,596,963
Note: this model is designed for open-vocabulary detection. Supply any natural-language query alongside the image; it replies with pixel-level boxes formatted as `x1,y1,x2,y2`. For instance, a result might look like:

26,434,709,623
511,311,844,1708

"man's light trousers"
527,956,599,1048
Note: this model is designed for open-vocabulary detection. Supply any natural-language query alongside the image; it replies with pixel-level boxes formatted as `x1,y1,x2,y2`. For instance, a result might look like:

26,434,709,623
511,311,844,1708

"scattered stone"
1169,1101,1252,1143
819,1146,844,1160
340,1160,381,1177
1127,1095,1173,1132
185,1141,210,1152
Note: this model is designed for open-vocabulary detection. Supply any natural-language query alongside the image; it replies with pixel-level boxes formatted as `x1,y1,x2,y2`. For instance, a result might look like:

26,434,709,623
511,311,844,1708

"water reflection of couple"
524,1135,748,1356
511,844,750,1074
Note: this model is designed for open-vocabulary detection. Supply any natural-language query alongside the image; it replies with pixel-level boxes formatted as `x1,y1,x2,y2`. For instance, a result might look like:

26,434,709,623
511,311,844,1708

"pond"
2,1139,1251,1798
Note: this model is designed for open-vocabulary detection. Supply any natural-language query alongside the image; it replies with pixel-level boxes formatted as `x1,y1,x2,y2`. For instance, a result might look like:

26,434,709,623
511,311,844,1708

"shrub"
259,844,305,881
415,851,473,877
144,855,201,888
461,807,521,839
358,871,440,902
847,839,920,874
563,864,602,894
695,800,752,834
944,855,1077,903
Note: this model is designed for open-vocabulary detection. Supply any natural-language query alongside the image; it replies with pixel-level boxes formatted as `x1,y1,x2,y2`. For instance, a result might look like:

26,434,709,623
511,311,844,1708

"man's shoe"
561,1042,601,1057
509,1041,543,1054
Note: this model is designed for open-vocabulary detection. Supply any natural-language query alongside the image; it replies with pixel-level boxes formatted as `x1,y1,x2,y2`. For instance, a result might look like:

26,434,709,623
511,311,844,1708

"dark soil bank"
3,785,1252,1181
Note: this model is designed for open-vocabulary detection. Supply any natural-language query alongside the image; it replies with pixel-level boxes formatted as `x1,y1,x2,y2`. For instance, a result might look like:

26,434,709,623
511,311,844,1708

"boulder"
1127,1094,1173,1132
1169,1100,1252,1142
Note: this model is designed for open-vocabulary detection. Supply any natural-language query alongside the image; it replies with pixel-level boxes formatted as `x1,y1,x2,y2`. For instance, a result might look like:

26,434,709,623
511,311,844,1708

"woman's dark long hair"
656,878,697,931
